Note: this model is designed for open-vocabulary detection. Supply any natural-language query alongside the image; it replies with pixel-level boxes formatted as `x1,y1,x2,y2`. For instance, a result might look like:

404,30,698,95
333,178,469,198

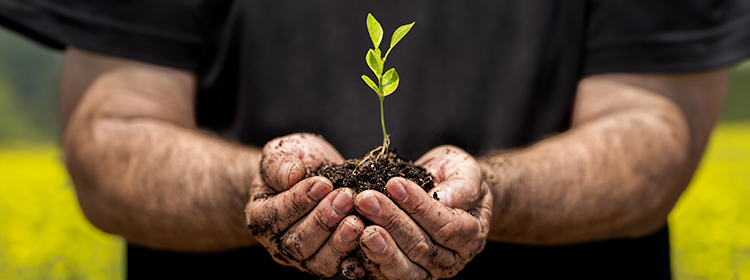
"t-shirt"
2,0,749,279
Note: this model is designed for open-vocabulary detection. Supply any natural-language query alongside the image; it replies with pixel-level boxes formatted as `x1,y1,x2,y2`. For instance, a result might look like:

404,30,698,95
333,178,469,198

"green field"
0,122,748,279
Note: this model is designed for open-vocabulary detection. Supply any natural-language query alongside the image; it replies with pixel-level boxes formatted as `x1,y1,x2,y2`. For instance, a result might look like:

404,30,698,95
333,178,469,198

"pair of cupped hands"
244,134,493,280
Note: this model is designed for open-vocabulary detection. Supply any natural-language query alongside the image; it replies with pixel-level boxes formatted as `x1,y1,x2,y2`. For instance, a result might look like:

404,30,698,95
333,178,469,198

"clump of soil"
314,148,434,195
314,147,434,279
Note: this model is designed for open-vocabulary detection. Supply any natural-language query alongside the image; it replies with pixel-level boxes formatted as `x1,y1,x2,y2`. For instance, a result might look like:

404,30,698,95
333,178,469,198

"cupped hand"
355,145,493,279
244,133,366,278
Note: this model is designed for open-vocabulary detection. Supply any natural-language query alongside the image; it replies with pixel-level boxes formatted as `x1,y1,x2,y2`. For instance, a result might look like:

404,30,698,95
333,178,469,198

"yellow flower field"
670,121,750,280
0,122,748,279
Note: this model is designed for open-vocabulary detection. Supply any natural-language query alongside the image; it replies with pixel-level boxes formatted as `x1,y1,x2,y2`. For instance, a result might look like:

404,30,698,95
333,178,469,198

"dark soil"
313,147,435,280
314,148,434,195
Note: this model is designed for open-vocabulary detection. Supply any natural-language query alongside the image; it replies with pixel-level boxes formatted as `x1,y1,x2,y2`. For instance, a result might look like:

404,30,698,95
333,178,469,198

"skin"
245,133,366,277
63,45,727,279
258,69,727,279
483,71,726,244
349,70,726,279
62,48,362,276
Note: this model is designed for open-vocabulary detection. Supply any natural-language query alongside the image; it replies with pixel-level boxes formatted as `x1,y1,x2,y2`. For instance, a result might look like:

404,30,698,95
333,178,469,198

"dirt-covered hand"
354,145,493,279
245,133,366,278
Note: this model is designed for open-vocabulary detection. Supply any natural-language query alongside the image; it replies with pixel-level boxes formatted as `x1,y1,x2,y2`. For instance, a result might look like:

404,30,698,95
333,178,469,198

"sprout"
361,13,415,155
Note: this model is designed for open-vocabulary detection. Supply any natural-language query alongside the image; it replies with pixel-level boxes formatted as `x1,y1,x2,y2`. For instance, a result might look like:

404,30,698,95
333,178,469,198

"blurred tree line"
0,27,62,144
0,26,748,145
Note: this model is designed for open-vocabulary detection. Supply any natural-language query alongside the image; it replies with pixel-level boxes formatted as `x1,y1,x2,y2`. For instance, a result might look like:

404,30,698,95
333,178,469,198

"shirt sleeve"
584,0,750,75
0,0,215,70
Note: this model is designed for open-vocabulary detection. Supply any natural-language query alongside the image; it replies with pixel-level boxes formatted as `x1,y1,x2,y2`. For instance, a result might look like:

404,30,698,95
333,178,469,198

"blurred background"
0,23,748,279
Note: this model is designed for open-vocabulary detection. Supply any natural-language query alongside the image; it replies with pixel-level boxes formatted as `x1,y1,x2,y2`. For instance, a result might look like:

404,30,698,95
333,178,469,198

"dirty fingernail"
362,230,386,254
277,162,293,189
356,194,381,217
332,190,354,215
339,220,360,244
388,179,408,202
308,180,332,202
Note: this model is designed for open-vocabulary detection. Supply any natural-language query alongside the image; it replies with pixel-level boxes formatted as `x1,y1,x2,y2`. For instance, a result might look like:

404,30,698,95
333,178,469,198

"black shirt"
2,1,749,279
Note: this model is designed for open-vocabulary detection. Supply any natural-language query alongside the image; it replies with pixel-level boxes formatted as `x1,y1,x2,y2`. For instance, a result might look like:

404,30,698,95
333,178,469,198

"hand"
355,145,493,279
244,133,366,278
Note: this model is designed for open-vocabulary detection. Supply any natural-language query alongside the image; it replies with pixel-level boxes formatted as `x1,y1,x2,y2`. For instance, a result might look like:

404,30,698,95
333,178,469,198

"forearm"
67,119,259,251
482,76,718,245
64,67,260,252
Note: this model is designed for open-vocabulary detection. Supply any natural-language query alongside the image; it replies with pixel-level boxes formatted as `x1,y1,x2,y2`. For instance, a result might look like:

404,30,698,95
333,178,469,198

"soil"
314,147,436,279
314,147,435,195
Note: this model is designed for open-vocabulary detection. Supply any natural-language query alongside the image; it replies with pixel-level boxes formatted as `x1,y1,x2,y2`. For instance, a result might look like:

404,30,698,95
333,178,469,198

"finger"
245,177,333,239
426,174,481,211
360,226,430,280
261,150,306,192
341,256,365,280
302,215,365,278
280,188,356,263
355,190,459,277
262,133,344,191
415,145,481,210
387,177,486,253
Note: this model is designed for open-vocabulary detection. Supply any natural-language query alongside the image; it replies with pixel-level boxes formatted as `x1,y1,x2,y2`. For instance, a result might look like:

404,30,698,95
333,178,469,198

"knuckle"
439,214,480,246
327,238,349,257
311,209,338,233
288,193,310,215
433,222,457,245
404,236,431,260
408,198,433,218
278,233,304,262
380,252,402,271
379,213,405,233
246,206,281,238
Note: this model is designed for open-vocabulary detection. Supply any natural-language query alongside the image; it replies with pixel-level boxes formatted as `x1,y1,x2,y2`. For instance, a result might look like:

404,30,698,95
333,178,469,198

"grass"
0,121,748,279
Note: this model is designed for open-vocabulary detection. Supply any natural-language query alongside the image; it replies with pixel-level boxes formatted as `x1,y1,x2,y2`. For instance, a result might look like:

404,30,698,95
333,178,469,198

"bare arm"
483,70,727,244
62,48,260,252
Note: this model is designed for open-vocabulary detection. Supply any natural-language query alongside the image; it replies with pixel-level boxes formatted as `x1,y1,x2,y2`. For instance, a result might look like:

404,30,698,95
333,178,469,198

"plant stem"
379,95,387,144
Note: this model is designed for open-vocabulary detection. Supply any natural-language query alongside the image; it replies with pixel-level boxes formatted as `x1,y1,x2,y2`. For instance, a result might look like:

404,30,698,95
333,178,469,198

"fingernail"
388,179,408,202
339,220,360,244
308,180,332,202
278,162,293,189
356,194,381,217
332,190,354,215
362,230,386,254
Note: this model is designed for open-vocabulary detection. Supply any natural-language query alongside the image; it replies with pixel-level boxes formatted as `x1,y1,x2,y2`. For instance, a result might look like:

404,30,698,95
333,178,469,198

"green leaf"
366,49,383,78
361,75,380,95
381,68,399,96
366,13,383,49
390,22,415,49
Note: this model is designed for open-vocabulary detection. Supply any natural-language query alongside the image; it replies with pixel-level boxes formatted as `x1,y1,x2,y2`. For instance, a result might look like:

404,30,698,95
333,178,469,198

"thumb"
261,151,306,192
427,178,478,210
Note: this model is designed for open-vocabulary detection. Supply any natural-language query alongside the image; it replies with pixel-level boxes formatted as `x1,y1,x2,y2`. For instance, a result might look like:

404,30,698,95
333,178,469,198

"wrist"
235,146,263,200
477,151,525,241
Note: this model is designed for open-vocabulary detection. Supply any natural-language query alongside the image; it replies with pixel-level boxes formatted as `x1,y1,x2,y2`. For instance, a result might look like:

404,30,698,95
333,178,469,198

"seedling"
361,13,414,158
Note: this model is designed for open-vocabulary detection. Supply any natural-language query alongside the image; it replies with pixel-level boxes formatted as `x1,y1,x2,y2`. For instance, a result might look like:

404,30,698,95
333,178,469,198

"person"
1,0,748,279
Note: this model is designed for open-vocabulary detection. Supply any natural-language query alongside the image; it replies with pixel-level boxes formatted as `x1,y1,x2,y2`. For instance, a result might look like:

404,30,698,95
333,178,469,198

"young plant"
361,13,414,156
